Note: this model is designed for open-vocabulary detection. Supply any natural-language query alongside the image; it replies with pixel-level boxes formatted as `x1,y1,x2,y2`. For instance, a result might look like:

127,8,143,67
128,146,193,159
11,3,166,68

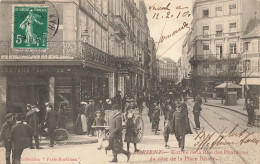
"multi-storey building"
189,0,257,96
159,57,178,90
0,0,156,129
239,1,260,99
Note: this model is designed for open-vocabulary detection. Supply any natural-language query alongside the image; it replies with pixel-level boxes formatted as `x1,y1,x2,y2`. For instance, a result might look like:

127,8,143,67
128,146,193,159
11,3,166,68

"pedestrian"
253,94,259,110
85,99,95,137
124,113,140,153
105,104,131,163
26,104,41,149
193,99,202,130
75,102,88,134
247,99,255,127
163,119,172,149
95,99,105,116
181,98,189,116
0,113,13,164
44,102,58,147
195,94,203,106
57,102,66,129
172,104,188,151
10,113,32,164
125,99,138,118
92,110,106,150
152,102,160,135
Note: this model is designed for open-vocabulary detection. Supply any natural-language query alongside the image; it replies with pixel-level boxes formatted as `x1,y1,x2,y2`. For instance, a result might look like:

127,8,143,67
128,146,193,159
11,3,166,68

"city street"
1,100,259,164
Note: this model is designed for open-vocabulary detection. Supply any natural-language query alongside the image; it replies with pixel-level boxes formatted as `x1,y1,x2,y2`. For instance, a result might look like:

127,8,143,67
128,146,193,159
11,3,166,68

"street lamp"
81,29,90,43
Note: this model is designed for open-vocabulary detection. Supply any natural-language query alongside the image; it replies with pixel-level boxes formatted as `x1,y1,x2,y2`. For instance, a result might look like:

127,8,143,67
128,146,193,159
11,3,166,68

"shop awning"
240,78,260,85
215,83,242,89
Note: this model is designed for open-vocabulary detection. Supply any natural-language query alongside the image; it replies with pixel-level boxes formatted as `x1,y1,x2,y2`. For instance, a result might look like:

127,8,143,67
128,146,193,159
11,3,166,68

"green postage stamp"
12,6,48,49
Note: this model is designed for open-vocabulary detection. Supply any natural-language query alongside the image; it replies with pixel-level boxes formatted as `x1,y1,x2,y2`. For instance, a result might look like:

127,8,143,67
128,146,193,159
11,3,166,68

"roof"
162,57,175,63
215,83,242,89
242,18,260,38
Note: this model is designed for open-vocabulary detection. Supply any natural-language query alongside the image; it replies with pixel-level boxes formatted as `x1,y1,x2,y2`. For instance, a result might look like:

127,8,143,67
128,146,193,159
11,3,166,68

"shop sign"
0,67,49,74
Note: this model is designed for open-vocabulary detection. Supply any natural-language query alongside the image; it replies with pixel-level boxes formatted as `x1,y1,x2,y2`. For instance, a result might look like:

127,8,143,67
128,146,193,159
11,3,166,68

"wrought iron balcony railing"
190,54,240,61
0,41,116,68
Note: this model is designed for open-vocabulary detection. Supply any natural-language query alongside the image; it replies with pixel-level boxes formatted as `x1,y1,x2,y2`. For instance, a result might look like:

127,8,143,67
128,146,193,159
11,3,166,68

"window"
258,60,260,72
216,6,222,16
203,26,209,38
244,42,250,52
203,64,209,73
216,44,223,58
244,60,251,71
216,24,223,37
229,4,236,15
216,63,222,74
229,23,237,35
203,9,209,18
203,43,209,50
230,43,237,54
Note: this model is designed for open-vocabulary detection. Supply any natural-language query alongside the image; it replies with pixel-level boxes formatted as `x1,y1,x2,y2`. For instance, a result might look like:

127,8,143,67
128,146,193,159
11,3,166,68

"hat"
95,110,102,114
169,92,173,95
80,102,88,105
106,99,111,102
26,104,32,108
5,113,13,119
89,99,94,102
176,104,181,108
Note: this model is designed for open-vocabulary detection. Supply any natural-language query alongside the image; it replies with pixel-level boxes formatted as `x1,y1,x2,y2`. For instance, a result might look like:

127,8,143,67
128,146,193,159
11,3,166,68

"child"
163,119,171,149
0,113,13,164
124,113,140,153
153,103,160,135
92,110,106,150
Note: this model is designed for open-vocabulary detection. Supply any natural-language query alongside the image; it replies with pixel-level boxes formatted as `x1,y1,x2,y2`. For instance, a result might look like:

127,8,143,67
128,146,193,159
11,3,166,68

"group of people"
0,102,61,164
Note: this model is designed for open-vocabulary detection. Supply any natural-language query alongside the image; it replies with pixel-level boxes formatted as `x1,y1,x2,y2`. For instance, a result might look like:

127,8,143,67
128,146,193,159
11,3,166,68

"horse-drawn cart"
93,109,144,143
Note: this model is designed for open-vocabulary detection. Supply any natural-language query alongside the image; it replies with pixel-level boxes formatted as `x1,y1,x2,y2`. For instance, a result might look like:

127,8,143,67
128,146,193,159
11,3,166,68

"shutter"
240,42,243,53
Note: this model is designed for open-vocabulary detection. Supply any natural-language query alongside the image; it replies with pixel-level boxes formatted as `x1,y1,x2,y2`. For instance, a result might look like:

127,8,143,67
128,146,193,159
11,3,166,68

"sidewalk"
0,134,98,147
203,98,259,117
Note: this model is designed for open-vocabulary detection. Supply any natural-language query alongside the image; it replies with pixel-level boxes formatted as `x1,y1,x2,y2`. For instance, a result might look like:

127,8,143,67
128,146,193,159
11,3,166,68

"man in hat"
193,99,202,130
26,104,41,149
10,113,31,164
44,103,58,147
92,110,106,150
85,99,95,137
247,99,255,127
106,104,131,162
172,104,188,151
152,102,160,135
125,99,138,118
0,113,14,164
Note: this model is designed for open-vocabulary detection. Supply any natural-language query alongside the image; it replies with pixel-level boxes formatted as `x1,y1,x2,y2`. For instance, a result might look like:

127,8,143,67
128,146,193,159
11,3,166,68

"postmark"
12,6,48,49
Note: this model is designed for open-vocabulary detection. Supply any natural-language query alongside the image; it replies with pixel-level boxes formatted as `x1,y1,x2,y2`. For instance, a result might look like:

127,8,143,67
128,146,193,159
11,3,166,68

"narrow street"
1,99,259,164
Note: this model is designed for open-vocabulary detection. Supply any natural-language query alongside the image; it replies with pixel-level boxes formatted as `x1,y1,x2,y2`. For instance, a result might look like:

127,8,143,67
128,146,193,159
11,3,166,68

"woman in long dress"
76,103,87,134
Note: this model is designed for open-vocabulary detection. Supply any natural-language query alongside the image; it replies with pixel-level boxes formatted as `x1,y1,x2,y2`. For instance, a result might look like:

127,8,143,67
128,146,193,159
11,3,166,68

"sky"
144,0,194,62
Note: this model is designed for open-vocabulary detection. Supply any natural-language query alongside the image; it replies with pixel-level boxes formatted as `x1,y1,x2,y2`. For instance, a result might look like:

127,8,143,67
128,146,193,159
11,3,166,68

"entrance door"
7,76,48,114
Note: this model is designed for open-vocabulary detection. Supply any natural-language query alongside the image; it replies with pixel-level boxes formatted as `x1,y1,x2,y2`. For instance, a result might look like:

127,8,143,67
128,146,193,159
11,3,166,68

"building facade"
159,57,178,91
189,0,257,97
0,0,156,130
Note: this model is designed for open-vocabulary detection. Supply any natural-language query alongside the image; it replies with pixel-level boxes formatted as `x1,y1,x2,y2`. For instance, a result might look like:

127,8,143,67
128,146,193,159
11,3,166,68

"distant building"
159,57,178,90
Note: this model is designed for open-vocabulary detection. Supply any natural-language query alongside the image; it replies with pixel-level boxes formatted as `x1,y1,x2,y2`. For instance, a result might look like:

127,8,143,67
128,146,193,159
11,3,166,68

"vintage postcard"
0,0,260,164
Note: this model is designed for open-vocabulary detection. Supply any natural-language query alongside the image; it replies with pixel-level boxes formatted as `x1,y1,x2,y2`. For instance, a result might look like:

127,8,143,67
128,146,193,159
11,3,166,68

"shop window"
203,9,209,18
216,6,222,16
229,43,237,54
203,26,209,38
229,23,237,35
229,4,236,15
216,24,223,37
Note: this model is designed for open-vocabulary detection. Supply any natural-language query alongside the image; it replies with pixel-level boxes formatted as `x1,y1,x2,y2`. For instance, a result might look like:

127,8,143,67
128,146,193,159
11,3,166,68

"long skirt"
81,114,87,132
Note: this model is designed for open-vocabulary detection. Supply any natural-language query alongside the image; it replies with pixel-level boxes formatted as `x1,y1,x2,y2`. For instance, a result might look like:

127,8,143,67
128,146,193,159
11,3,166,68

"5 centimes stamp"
12,6,48,49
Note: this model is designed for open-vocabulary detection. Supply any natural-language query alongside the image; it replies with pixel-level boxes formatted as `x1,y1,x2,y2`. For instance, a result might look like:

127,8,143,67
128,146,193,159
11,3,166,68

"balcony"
0,41,116,70
189,54,241,65
113,15,128,38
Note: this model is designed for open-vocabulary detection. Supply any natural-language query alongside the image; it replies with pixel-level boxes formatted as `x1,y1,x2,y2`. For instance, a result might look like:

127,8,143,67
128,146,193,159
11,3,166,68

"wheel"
54,128,69,145
134,115,144,143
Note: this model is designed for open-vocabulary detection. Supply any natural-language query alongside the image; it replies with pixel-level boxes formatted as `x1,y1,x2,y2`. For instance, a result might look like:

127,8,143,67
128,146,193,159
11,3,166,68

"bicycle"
39,124,69,145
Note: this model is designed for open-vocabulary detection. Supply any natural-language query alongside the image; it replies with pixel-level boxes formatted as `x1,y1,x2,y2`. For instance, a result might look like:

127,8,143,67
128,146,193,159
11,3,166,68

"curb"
0,139,98,148
204,103,248,117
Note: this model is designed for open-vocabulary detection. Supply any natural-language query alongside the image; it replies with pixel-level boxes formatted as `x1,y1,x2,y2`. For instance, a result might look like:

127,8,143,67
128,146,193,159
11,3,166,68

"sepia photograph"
0,0,259,163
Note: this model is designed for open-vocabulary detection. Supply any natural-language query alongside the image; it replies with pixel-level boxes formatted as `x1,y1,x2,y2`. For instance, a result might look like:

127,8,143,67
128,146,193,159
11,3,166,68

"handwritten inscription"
148,3,171,11
156,22,190,44
152,5,191,19
194,124,260,152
